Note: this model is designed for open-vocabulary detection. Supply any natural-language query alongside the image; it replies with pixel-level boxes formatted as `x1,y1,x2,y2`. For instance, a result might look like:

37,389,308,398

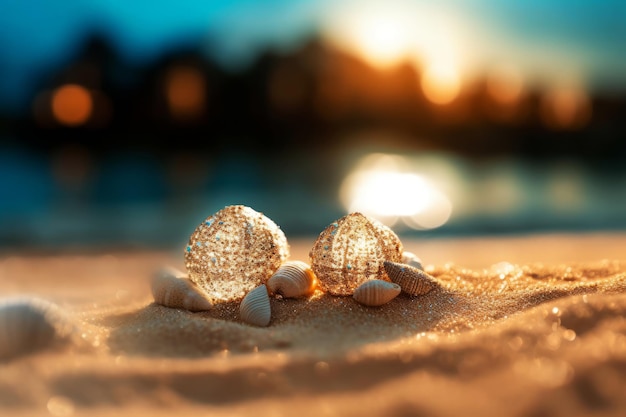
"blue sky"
1,0,625,113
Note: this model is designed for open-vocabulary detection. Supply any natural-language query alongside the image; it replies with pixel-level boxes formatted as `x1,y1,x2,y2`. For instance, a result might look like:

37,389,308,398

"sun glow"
324,2,461,68
324,1,466,100
333,8,415,69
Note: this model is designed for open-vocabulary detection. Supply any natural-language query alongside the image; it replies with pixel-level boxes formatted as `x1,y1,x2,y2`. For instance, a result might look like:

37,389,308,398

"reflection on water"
340,153,452,230
338,149,619,234
0,131,625,248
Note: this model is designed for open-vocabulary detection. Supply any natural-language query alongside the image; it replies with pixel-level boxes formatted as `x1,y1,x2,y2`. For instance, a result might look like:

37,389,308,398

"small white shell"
402,251,423,270
353,280,401,307
267,260,317,298
151,267,212,312
239,284,271,327
0,297,72,360
384,261,438,296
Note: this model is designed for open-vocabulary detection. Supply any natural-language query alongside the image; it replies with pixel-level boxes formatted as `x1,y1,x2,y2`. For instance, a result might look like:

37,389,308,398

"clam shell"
353,280,401,307
0,297,74,360
239,284,271,327
309,212,403,296
185,205,290,302
267,260,317,298
384,261,439,296
151,267,212,312
402,251,423,271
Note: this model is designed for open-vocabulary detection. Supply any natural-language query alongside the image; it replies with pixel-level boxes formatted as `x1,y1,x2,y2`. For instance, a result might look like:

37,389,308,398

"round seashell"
309,212,403,296
353,280,401,307
239,284,271,327
384,261,439,296
402,251,423,271
185,205,290,302
267,260,317,298
151,267,212,312
0,297,74,360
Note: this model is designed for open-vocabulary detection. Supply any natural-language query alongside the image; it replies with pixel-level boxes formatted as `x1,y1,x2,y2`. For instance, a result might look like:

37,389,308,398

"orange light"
421,64,461,105
165,66,206,120
51,84,93,126
541,86,592,130
487,65,524,105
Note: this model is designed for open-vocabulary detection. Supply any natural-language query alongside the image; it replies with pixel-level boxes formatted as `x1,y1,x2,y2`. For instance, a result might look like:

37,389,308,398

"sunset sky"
1,0,625,112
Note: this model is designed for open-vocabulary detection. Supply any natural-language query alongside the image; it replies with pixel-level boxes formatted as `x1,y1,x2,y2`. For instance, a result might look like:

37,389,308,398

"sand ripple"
1,255,625,416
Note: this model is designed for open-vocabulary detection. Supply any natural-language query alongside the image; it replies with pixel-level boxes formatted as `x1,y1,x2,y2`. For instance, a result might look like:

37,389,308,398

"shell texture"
239,284,271,327
0,297,73,360
353,280,401,307
384,261,438,296
151,267,212,312
185,205,290,302
267,260,317,298
402,251,424,271
309,212,403,296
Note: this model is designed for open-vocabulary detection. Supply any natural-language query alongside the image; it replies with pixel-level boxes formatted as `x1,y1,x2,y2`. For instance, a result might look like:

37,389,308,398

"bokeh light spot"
165,66,207,121
541,85,591,130
51,84,92,126
487,65,525,105
421,64,461,105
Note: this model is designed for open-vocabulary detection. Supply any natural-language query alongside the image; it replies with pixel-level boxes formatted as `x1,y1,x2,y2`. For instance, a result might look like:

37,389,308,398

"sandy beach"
1,233,626,416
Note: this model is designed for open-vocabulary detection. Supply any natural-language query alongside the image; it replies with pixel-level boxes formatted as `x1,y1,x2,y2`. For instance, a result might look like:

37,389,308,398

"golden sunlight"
323,1,465,76
329,7,414,69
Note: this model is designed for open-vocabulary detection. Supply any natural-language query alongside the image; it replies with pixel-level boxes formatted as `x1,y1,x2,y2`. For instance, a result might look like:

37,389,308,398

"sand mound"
1,237,626,416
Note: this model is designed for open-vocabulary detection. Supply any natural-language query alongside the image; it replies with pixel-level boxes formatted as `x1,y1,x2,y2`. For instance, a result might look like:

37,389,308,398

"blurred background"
1,0,625,250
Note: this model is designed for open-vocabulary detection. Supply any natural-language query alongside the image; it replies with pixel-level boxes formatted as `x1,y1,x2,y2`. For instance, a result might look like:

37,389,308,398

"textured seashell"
239,284,271,327
0,297,74,360
185,205,290,302
384,261,439,296
151,267,212,312
402,251,423,270
353,280,401,307
267,261,317,298
310,212,403,295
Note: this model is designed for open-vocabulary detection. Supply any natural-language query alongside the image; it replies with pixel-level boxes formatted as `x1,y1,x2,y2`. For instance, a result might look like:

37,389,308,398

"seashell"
267,261,317,298
384,261,439,296
0,297,74,360
310,212,402,295
185,205,290,302
402,251,423,270
239,284,271,327
353,280,401,307
151,267,212,312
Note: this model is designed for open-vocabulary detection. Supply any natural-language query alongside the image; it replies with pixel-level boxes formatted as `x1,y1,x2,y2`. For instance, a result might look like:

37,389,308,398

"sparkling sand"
1,234,626,416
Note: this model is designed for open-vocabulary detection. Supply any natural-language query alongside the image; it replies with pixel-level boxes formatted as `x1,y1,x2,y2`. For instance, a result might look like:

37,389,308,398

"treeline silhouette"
8,33,626,164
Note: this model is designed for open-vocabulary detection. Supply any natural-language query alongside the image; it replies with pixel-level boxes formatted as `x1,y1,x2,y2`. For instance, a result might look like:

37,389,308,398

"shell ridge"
151,273,212,312
267,261,316,298
353,280,401,306
239,284,271,327
384,261,438,296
